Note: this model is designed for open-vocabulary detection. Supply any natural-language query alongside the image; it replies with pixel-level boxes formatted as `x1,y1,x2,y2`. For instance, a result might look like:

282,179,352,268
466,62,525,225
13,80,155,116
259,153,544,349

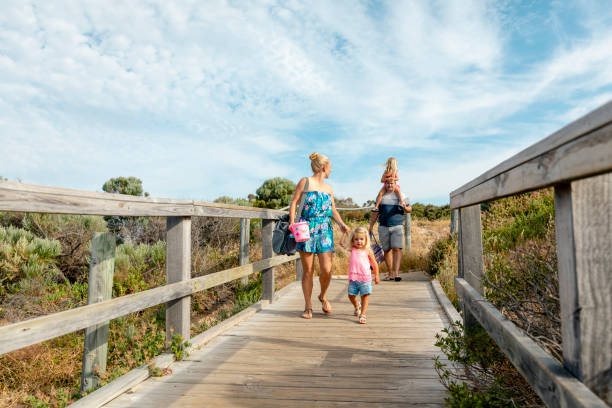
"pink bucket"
290,221,311,242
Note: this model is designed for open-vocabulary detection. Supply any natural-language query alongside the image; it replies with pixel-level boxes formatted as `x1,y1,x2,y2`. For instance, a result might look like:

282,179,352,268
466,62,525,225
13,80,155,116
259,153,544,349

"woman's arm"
289,177,307,225
330,191,349,233
368,250,380,284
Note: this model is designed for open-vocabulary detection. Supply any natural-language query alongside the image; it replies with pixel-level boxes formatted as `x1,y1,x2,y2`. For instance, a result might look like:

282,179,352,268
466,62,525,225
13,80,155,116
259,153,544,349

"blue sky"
1,1,611,205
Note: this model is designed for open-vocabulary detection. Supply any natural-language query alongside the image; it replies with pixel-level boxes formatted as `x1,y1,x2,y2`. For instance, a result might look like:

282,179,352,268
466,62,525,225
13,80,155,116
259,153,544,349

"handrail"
0,180,285,219
450,100,611,406
0,253,297,355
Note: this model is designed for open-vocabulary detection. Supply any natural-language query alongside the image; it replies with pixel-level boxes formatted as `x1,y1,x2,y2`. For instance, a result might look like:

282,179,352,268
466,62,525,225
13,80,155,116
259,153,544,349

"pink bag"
290,221,310,242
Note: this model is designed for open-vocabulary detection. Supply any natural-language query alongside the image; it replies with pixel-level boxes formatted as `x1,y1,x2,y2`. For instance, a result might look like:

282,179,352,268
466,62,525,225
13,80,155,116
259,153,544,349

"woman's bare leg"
317,251,333,313
299,251,315,318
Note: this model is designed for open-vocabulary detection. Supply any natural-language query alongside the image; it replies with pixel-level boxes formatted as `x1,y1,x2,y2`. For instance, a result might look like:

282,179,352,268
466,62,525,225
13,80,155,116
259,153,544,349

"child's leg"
348,294,359,309
360,294,370,316
394,185,403,203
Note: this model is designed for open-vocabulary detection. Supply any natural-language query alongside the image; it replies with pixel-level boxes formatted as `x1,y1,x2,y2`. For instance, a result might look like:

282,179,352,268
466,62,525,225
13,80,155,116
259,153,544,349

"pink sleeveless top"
348,248,372,282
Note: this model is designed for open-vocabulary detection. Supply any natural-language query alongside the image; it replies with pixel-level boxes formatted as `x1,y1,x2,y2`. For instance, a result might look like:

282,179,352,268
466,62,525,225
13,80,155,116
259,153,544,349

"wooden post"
404,212,411,252
554,173,612,404
81,232,115,392
296,258,303,281
450,209,459,234
166,216,191,346
457,204,484,329
239,219,250,285
261,219,274,302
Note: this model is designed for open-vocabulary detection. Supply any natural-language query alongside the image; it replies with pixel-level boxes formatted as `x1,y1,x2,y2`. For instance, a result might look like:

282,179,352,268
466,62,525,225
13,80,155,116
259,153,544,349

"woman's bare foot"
301,308,313,319
318,294,331,314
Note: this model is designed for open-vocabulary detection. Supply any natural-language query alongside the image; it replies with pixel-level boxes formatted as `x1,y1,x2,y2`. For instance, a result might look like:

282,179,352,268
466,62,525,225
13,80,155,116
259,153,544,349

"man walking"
368,180,411,281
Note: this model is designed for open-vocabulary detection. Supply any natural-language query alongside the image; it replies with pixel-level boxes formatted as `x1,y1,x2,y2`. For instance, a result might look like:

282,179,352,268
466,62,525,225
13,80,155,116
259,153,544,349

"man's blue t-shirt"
378,192,405,227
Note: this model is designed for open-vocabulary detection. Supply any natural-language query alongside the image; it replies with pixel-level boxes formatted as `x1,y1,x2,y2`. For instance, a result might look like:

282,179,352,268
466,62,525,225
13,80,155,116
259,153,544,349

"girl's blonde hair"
309,152,330,174
347,226,371,249
383,157,398,173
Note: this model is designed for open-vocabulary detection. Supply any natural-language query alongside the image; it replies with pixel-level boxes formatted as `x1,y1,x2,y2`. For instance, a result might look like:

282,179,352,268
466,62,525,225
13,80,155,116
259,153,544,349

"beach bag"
272,179,309,255
370,233,385,264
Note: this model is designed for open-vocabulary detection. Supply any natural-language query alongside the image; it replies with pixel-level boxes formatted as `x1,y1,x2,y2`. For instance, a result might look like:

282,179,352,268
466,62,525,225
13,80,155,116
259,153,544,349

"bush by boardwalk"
427,189,557,407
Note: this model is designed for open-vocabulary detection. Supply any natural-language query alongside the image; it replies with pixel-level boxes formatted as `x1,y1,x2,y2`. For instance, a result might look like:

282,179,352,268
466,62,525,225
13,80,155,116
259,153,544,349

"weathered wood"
0,180,284,219
455,278,609,408
431,279,461,325
556,174,612,403
0,254,297,355
554,183,582,377
451,100,612,198
457,205,483,329
450,209,458,234
81,232,116,392
451,122,612,209
239,218,250,285
261,219,274,302
104,277,448,408
404,213,411,252
295,258,303,281
166,217,191,345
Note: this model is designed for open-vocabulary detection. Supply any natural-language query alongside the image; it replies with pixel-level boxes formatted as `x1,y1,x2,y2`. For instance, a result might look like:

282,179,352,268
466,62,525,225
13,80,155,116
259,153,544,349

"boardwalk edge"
70,281,300,407
430,279,462,325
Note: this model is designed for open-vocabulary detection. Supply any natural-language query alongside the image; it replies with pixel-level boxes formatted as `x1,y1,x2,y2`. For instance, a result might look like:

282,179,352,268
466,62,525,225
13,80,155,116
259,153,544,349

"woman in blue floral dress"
289,152,350,319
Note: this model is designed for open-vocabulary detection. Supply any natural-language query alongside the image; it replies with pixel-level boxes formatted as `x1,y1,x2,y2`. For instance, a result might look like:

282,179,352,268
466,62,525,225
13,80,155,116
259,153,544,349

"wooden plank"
261,219,274,302
451,100,612,198
431,279,461,325
0,180,284,219
166,217,191,344
568,174,612,403
239,218,250,285
451,122,612,208
554,183,582,377
455,277,609,408
81,232,116,392
296,258,304,281
450,209,458,234
457,205,483,329
0,254,297,355
404,213,411,252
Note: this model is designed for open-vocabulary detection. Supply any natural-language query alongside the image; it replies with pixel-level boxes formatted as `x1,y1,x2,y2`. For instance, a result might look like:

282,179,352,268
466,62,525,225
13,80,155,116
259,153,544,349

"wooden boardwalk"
105,272,449,407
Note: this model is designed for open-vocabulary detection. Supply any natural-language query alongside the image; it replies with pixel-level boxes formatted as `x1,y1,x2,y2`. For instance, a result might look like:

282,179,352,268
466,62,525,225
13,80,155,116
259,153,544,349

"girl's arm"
289,177,307,225
380,172,388,183
330,191,349,233
368,250,380,284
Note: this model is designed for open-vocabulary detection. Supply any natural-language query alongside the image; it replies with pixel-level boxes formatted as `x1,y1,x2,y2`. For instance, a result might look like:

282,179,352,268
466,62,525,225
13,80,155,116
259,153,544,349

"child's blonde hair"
383,157,398,173
309,152,330,174
347,226,371,249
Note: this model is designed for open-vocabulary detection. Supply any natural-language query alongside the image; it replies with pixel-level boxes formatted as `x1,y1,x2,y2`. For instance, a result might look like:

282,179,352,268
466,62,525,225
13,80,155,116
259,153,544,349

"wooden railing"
0,181,299,392
450,101,612,407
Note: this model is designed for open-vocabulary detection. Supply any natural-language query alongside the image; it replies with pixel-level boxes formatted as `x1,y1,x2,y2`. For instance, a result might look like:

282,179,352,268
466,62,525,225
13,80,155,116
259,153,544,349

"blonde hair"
309,152,330,174
384,157,398,173
347,226,371,249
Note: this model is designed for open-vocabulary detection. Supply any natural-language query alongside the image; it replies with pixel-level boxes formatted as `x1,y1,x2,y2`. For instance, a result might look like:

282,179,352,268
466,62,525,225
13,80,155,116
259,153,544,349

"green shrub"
434,322,540,407
0,226,62,296
426,234,456,276
113,241,166,296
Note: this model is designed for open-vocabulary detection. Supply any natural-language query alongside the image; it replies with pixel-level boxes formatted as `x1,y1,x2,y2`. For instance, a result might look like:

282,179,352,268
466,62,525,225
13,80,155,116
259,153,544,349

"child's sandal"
358,314,367,324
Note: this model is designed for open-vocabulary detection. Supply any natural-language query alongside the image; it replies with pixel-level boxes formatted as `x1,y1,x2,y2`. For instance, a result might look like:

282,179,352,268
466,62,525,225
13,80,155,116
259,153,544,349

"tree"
255,178,296,209
102,176,149,197
335,197,359,208
102,177,149,243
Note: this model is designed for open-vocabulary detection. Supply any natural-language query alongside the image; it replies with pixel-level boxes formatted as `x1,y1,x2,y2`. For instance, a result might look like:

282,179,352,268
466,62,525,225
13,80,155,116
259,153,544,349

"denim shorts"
348,280,372,296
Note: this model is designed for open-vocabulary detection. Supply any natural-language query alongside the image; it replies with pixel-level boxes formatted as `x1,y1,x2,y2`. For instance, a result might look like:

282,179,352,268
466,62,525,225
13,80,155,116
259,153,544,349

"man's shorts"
348,280,373,296
378,224,404,251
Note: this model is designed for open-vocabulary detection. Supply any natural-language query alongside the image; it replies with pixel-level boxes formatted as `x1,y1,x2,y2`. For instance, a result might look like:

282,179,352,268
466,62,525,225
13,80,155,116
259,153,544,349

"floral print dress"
296,191,334,254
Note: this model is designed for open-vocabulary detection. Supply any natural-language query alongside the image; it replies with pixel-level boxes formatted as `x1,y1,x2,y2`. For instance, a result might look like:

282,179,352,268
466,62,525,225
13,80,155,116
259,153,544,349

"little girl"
373,157,403,211
346,226,379,324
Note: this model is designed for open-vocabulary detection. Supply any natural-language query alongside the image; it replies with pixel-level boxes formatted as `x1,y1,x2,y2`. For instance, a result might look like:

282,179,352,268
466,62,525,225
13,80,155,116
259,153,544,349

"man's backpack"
272,178,309,255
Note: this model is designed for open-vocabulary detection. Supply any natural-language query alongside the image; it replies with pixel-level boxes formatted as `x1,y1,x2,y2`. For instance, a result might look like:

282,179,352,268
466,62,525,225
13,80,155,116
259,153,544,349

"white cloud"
1,0,611,204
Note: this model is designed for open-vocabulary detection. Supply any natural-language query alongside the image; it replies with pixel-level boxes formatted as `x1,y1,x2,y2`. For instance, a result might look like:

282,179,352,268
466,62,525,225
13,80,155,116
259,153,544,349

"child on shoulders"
374,157,404,212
